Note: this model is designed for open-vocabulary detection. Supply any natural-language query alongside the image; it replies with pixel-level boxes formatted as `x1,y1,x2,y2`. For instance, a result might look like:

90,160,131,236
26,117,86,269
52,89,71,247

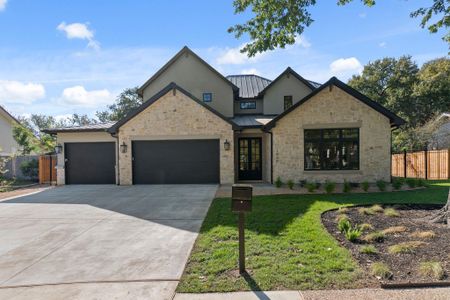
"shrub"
370,204,384,213
392,178,404,190
20,159,38,179
343,180,351,193
384,208,400,217
382,226,407,235
359,223,374,231
410,231,436,239
388,241,426,254
358,207,375,215
376,180,387,191
406,178,417,188
299,179,307,187
287,179,294,190
338,207,349,214
315,182,321,189
350,182,359,188
371,262,393,279
362,181,370,192
364,231,385,243
360,245,378,255
337,218,351,233
335,213,349,223
344,226,362,242
417,179,426,187
419,261,445,280
275,177,283,188
305,182,316,193
324,180,336,194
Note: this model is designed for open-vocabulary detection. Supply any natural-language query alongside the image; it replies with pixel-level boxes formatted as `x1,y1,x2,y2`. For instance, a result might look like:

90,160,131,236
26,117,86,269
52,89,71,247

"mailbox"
231,184,253,212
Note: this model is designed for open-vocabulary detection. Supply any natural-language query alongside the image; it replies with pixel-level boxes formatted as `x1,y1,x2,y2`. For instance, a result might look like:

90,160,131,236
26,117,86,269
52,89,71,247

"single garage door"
132,140,220,184
65,142,116,184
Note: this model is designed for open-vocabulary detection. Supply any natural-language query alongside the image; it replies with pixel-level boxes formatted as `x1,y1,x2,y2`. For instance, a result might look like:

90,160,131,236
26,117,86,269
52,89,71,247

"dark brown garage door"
65,142,115,184
132,140,220,184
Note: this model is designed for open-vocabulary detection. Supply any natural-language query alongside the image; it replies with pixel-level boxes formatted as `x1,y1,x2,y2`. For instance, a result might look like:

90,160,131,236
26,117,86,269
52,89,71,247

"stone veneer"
271,85,391,183
118,88,234,185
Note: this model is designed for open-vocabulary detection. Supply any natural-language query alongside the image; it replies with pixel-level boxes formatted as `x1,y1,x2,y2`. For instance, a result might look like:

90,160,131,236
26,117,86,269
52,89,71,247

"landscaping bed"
322,204,450,285
0,179,38,193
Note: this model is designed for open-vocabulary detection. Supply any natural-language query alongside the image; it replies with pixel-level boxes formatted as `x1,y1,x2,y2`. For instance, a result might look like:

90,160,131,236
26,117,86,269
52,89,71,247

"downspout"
269,131,273,184
390,125,400,183
111,133,120,185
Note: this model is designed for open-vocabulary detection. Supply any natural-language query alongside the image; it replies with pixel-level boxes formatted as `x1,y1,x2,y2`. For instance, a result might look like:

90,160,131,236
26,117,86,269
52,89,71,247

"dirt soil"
322,204,450,285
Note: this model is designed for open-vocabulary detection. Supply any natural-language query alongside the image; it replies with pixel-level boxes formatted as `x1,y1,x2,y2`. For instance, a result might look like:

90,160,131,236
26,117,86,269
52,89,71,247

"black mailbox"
231,184,253,212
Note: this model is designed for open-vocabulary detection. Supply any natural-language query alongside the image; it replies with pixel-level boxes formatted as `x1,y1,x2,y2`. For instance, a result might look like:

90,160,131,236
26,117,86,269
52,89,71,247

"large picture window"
304,128,359,170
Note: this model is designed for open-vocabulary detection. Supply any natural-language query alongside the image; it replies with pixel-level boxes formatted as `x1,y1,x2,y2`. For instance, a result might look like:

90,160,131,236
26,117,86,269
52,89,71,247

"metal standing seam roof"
231,114,276,127
226,75,272,98
43,121,117,134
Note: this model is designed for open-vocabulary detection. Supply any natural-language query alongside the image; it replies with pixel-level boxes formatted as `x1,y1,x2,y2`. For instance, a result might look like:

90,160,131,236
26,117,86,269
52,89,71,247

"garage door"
132,140,220,184
65,142,116,184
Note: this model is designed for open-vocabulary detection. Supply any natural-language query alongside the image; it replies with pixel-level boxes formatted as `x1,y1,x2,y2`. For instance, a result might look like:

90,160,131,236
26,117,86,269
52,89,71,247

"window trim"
202,92,212,102
240,101,256,110
304,128,360,171
284,95,293,111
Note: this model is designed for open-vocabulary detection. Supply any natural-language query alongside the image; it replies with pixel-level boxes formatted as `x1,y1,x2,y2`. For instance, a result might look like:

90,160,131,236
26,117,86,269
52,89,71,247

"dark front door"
238,138,262,180
132,139,220,184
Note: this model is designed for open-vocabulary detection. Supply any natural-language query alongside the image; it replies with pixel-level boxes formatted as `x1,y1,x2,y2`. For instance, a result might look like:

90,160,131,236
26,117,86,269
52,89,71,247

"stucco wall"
141,52,235,117
271,85,391,183
118,88,234,185
263,74,313,115
56,132,116,185
0,112,19,155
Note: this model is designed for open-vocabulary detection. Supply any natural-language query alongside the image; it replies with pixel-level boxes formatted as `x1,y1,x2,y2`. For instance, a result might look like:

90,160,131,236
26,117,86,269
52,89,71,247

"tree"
96,87,142,122
229,0,449,56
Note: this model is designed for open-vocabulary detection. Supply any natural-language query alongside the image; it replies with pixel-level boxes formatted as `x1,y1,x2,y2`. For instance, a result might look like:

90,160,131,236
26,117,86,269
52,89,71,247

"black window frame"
284,95,293,110
240,101,256,110
202,92,212,102
304,128,360,171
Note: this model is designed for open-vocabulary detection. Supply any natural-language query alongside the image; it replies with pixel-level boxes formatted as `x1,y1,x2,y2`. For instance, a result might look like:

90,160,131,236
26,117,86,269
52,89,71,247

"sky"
0,0,447,119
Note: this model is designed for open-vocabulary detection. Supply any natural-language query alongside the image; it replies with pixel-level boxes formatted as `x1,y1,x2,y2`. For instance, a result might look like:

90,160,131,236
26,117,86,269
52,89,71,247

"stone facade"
118,88,234,185
271,85,391,183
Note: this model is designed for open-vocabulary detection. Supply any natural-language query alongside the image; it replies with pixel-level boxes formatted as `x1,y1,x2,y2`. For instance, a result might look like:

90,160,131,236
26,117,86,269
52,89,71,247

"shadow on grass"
241,271,271,299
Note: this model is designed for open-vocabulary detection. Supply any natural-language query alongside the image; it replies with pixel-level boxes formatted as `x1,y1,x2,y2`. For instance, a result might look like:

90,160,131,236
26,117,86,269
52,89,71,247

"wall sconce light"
55,143,63,154
120,142,128,153
224,139,231,151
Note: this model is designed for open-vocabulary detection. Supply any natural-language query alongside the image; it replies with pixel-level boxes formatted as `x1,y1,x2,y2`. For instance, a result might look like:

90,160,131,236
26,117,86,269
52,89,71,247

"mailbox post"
231,184,252,274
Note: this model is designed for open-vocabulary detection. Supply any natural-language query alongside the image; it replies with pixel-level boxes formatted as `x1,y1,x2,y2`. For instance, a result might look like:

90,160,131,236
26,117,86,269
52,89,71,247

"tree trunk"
429,189,450,224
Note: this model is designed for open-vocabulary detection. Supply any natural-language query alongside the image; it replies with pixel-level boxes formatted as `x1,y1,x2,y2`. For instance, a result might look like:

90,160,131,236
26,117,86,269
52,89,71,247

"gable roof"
109,82,240,134
0,105,19,124
137,46,239,97
226,74,272,98
258,67,316,97
263,77,406,130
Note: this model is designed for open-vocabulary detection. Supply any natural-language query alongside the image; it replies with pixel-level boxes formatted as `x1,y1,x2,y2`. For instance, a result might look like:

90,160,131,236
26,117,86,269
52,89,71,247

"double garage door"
64,140,219,184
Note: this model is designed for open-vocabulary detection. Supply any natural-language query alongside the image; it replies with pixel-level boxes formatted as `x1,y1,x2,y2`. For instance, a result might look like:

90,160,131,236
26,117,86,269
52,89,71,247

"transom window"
284,95,293,110
240,101,256,109
304,128,359,170
203,92,212,102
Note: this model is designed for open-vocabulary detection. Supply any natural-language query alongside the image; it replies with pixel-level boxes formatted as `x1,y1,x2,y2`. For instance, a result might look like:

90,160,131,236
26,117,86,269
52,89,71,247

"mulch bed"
322,204,450,286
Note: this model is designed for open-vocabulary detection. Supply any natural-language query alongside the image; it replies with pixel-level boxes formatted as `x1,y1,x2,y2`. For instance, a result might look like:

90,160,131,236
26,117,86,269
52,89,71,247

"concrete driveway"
0,185,217,300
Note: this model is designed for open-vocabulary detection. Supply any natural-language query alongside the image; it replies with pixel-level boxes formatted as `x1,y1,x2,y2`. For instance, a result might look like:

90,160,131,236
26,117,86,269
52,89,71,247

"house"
44,46,405,185
0,105,20,156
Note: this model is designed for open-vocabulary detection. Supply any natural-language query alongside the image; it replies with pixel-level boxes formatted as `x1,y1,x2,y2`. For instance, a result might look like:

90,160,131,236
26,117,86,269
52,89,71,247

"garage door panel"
132,140,219,184
65,142,115,184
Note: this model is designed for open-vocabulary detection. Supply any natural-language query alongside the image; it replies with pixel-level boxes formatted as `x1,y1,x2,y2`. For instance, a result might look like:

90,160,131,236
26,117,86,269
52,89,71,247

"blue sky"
0,0,447,119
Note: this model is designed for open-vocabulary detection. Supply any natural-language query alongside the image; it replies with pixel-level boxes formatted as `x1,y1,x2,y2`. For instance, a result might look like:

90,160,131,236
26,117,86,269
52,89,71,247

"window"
304,128,359,170
284,95,293,110
203,93,212,102
240,101,256,110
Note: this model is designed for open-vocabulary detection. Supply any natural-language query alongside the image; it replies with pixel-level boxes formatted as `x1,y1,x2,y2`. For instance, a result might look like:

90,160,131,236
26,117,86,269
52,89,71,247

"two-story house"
45,46,405,185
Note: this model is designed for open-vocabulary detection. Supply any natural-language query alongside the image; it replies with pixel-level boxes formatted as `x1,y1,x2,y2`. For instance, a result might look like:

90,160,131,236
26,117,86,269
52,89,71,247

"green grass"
371,262,393,279
363,231,385,243
359,245,378,255
178,181,449,293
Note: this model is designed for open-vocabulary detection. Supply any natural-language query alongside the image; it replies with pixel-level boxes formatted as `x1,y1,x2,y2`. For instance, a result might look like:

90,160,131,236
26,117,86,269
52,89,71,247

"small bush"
384,208,400,217
392,178,404,190
338,207,349,214
364,231,385,243
305,182,316,193
359,223,374,231
406,178,417,188
370,204,384,213
275,177,283,188
371,262,393,279
382,226,407,235
344,226,362,242
417,179,426,187
419,261,445,280
388,241,426,254
362,181,370,192
410,231,436,239
315,182,321,189
20,159,38,179
376,180,387,191
343,180,352,193
360,245,378,255
358,207,375,215
337,218,351,233
324,180,336,194
287,179,294,190
299,180,307,187
335,213,349,222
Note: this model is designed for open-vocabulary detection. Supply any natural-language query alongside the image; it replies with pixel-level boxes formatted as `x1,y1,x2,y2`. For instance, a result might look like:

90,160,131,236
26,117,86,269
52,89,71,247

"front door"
238,137,262,180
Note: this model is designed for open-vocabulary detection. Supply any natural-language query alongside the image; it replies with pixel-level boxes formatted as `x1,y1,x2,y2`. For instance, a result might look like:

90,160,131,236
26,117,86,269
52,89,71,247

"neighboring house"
0,105,20,156
429,113,450,150
44,46,405,185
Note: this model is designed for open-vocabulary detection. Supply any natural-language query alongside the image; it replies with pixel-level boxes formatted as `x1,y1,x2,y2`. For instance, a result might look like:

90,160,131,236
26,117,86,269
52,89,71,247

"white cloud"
59,85,112,107
359,12,367,18
240,68,260,75
294,36,311,48
0,80,45,104
215,44,265,65
330,57,363,73
0,0,7,11
57,22,100,50
379,41,387,48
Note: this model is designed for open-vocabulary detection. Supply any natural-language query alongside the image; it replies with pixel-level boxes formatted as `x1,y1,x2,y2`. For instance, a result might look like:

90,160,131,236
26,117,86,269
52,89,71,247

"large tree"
96,87,142,122
229,0,449,56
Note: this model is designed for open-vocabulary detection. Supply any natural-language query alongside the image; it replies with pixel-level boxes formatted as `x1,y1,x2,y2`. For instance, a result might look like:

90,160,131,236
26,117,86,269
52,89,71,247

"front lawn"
178,181,449,292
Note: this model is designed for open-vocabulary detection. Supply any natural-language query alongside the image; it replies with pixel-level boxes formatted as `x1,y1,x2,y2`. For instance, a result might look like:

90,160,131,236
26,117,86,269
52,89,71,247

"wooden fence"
39,155,57,184
392,149,450,179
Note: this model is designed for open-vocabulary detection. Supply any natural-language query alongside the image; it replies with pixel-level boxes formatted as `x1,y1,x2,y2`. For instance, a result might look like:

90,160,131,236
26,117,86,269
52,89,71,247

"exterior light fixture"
120,142,128,154
55,143,63,154
224,139,231,151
